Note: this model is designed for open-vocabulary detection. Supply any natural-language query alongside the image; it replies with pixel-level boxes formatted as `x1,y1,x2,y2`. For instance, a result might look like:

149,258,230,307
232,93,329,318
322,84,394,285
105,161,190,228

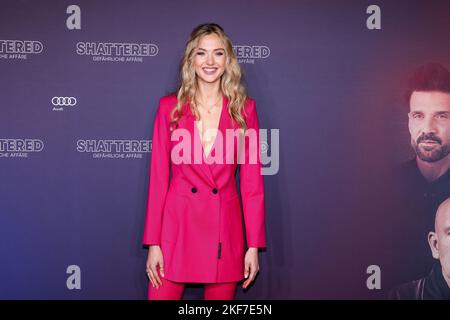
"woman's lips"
202,67,218,75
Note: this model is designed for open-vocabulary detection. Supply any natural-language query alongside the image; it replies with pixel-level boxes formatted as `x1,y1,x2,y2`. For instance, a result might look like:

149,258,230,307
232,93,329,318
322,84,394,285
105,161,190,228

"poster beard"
412,133,450,163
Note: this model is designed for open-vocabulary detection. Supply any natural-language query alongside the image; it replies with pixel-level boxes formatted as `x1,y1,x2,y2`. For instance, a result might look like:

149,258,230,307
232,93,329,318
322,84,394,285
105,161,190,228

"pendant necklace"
197,96,222,114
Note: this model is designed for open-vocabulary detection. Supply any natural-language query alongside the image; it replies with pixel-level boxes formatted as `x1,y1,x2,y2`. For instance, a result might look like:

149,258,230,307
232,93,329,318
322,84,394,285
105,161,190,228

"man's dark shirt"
382,158,450,292
397,158,450,222
389,262,450,300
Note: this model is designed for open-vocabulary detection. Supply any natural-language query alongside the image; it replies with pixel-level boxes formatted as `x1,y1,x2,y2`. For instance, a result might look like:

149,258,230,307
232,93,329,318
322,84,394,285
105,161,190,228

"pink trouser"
148,277,238,300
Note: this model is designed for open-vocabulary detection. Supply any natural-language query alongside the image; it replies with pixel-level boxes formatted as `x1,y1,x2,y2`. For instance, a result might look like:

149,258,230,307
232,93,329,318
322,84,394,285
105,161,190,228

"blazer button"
191,187,197,193
212,188,218,194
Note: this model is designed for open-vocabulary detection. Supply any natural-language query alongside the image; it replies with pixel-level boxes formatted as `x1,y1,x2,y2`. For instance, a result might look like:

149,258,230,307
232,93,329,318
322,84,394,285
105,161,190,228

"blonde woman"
143,23,266,300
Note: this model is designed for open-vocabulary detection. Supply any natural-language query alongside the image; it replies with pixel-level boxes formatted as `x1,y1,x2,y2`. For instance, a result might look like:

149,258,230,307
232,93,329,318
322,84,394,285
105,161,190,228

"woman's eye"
197,52,205,56
216,52,224,56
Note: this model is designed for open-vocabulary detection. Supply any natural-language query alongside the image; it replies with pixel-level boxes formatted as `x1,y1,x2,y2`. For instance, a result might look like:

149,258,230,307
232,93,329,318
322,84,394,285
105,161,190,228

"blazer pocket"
223,191,240,202
160,192,183,244
223,192,242,215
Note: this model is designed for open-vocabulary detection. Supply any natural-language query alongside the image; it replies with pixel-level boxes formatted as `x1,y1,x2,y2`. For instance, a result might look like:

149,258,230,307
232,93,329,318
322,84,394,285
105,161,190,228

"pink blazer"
142,94,266,283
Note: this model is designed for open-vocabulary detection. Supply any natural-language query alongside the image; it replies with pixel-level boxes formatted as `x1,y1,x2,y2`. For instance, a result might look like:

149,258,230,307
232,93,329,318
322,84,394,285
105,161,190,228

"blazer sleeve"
142,97,171,245
239,99,267,248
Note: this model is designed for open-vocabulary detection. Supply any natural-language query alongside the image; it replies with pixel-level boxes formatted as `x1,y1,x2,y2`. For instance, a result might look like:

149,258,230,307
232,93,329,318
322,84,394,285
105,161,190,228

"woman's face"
193,33,226,85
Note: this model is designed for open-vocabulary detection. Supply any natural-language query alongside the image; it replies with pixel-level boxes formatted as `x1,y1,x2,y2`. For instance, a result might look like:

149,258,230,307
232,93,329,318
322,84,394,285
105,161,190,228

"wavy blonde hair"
169,23,248,132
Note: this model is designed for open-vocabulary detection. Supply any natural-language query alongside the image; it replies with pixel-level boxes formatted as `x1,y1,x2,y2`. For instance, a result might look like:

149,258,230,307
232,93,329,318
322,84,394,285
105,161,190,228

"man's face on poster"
437,212,450,283
408,91,450,163
429,200,450,285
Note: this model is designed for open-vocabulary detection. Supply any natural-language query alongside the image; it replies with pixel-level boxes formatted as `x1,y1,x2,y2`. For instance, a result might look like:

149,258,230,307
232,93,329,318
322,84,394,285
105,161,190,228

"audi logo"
51,97,77,106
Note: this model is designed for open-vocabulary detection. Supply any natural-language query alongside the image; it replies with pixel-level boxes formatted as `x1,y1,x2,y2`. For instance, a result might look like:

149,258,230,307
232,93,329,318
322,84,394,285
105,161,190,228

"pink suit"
142,94,267,283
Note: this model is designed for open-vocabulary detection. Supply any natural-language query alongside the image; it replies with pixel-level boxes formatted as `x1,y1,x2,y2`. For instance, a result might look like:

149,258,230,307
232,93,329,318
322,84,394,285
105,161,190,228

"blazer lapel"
209,95,236,179
180,95,234,188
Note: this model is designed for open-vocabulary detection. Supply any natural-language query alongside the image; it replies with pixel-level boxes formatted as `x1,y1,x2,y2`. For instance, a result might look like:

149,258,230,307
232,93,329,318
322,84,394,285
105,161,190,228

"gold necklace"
196,96,222,114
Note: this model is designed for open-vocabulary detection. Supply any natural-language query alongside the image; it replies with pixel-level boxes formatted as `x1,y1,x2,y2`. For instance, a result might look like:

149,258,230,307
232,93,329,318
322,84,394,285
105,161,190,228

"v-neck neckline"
194,95,225,160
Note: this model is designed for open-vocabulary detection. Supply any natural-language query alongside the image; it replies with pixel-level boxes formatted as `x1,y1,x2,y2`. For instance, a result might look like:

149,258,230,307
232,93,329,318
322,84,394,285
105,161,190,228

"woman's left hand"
242,247,259,289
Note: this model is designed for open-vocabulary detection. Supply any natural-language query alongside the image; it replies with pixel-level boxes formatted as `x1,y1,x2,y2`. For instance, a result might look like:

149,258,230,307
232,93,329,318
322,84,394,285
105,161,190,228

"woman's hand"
242,247,259,289
146,245,164,289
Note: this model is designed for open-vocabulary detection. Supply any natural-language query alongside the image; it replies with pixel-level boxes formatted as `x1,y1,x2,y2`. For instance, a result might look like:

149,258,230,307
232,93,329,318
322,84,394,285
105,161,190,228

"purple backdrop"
1,0,450,299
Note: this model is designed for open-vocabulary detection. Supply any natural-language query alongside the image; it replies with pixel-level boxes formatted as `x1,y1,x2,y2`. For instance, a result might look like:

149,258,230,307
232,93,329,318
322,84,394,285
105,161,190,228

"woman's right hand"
146,245,164,289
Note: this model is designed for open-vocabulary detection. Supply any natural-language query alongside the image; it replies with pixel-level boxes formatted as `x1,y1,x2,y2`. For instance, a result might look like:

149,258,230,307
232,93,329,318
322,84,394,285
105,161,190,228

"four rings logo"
52,97,77,111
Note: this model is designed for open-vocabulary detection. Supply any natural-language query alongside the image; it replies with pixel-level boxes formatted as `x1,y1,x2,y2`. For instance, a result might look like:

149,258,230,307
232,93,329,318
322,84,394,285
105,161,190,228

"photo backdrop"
1,0,449,299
